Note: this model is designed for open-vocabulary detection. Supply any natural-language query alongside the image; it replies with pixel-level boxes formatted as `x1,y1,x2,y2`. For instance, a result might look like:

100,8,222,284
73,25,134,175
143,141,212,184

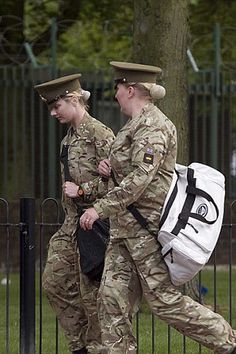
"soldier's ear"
70,96,78,107
127,85,135,98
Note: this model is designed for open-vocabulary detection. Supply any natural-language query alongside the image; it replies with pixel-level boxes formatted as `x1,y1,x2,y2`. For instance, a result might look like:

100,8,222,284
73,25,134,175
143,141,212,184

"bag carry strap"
159,168,179,229
60,145,72,182
110,170,157,237
171,167,196,234
111,167,220,238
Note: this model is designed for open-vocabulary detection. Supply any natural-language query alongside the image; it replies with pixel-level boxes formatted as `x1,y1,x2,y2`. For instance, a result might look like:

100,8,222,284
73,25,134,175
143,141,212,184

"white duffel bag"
158,162,225,286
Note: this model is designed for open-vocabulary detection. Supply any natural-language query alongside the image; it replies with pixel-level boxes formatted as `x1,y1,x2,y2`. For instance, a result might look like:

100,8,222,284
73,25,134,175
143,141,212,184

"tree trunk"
133,0,189,164
133,0,201,301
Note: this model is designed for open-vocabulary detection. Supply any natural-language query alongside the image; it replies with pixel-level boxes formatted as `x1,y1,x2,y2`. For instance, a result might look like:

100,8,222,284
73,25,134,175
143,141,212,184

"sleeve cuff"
93,202,106,219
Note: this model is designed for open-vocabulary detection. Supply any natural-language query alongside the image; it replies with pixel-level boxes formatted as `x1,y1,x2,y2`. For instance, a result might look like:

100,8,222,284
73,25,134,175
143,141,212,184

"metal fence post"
47,17,58,198
210,23,221,169
20,198,35,354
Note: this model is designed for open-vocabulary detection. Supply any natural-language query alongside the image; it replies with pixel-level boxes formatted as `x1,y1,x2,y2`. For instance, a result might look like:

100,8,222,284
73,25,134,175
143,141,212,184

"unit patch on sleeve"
143,147,154,164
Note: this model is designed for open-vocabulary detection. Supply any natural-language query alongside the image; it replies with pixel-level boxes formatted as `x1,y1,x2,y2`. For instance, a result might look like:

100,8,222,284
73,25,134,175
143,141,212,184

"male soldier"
80,62,236,354
35,74,115,354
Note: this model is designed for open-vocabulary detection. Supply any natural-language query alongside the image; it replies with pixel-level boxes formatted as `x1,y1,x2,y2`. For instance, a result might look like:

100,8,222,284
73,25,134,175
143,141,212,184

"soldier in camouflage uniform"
80,62,236,354
35,74,115,354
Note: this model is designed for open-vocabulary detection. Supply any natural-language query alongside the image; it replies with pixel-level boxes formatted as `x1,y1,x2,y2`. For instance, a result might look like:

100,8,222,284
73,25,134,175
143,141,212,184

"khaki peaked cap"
110,61,162,84
34,74,82,105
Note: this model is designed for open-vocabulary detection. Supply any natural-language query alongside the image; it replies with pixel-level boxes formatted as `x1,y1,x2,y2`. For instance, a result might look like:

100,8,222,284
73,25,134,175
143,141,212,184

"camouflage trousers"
98,233,236,354
42,228,103,353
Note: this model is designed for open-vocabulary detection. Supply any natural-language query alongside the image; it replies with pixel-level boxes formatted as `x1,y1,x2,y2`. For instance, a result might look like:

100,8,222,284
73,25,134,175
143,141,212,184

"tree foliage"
1,0,236,68
57,1,133,70
189,0,236,69
23,0,133,70
24,0,59,39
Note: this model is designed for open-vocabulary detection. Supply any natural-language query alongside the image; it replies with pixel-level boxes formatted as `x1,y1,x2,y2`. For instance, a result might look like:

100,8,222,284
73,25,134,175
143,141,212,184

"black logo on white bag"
196,203,208,217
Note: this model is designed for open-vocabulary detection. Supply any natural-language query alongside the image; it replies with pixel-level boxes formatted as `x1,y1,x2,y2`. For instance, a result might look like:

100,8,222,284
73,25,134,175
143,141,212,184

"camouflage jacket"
94,102,177,238
60,112,115,235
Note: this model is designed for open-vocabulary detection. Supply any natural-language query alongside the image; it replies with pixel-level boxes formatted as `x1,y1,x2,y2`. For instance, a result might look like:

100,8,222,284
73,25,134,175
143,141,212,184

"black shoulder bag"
60,144,110,282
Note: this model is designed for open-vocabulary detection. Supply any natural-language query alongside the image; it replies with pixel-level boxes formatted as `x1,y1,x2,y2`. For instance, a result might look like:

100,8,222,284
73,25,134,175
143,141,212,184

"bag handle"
172,167,219,235
159,168,179,229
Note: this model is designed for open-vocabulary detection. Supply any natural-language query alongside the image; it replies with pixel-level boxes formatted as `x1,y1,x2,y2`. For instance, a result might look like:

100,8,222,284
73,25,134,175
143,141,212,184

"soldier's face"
49,99,76,124
115,84,131,116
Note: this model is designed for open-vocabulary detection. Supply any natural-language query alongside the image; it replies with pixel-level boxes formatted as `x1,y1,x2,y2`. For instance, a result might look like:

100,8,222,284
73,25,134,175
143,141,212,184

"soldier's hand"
80,207,99,230
63,181,79,198
98,159,111,177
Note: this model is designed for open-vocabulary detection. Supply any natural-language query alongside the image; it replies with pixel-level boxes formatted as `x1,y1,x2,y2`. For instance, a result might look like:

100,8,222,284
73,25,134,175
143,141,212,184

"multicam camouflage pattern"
43,112,115,353
93,103,236,353
94,102,177,237
98,234,236,354
42,230,88,352
61,112,115,236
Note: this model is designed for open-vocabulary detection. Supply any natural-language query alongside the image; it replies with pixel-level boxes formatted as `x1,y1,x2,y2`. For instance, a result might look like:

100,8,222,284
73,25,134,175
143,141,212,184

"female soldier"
80,62,236,354
35,74,115,354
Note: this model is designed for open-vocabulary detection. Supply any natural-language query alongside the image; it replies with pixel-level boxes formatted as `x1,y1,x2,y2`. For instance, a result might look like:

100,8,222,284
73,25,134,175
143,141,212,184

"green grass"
0,268,235,354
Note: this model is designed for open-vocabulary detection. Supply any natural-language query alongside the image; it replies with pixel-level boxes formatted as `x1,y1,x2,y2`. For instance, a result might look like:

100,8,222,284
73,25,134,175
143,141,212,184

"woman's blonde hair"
125,82,166,102
64,89,91,110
